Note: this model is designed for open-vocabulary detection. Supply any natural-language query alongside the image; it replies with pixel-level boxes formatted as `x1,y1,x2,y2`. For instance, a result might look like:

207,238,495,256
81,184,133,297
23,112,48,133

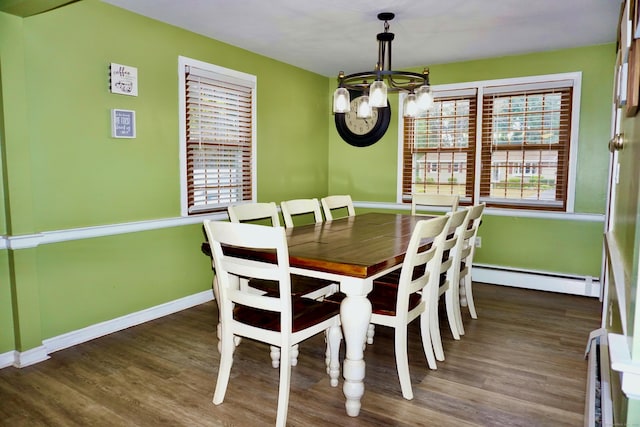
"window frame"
398,72,581,213
178,56,257,216
399,87,478,205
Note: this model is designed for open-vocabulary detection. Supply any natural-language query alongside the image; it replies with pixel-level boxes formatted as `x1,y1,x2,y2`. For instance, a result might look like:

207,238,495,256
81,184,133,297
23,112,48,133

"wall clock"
335,95,391,147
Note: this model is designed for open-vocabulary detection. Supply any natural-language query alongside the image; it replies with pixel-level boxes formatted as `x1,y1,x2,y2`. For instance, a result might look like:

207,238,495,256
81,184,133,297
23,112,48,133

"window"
402,89,477,202
179,56,257,215
400,73,580,212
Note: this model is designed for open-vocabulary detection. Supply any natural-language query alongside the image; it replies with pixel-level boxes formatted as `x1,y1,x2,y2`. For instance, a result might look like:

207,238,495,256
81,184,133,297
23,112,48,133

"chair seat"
373,249,451,288
369,285,422,316
249,275,335,297
373,265,425,287
234,297,341,332
324,287,422,317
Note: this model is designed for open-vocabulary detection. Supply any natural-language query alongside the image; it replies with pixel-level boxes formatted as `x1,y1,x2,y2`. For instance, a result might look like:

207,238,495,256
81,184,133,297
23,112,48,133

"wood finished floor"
0,283,601,426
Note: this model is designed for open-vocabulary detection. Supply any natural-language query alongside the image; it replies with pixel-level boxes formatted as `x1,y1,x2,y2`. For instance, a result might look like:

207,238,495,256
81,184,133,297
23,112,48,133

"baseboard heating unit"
472,264,600,298
585,329,613,427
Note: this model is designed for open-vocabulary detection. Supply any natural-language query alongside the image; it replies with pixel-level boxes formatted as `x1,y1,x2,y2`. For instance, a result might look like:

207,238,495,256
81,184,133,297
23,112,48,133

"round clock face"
345,98,379,135
335,95,391,147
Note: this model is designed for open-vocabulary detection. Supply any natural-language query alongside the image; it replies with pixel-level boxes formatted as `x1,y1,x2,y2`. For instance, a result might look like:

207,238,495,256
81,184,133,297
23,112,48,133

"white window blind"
184,63,255,214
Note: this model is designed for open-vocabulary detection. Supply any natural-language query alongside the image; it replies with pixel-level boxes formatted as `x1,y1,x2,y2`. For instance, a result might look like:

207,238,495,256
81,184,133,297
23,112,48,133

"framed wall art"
111,109,136,138
109,63,138,96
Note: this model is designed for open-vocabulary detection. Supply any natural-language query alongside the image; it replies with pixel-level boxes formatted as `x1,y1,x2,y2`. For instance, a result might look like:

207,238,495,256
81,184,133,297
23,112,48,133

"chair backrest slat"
281,198,323,228
228,202,281,226
321,195,355,221
411,194,459,215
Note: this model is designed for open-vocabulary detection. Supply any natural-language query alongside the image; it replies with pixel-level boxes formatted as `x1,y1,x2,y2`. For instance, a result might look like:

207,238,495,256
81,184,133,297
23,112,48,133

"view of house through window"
179,56,257,216
401,73,580,212
402,89,477,203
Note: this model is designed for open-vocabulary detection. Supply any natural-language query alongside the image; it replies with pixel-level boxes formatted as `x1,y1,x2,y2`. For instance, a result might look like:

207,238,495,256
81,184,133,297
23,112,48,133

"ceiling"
101,0,621,78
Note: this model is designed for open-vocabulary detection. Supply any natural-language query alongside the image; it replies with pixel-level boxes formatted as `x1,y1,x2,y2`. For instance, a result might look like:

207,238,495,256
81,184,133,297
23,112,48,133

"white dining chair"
369,208,469,366
204,220,342,427
431,208,472,361
280,198,324,228
320,195,355,220
411,193,459,215
458,203,485,324
328,215,450,400
226,202,336,368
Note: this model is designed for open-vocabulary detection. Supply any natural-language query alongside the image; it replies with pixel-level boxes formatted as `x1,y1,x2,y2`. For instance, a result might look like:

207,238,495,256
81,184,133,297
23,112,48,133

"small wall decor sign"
109,63,138,96
111,109,136,138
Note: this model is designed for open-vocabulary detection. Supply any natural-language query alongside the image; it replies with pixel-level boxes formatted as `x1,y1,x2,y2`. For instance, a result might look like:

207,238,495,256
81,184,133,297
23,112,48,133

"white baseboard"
42,289,214,356
14,346,50,368
0,290,214,369
0,351,16,368
0,290,214,370
472,264,600,297
0,347,51,368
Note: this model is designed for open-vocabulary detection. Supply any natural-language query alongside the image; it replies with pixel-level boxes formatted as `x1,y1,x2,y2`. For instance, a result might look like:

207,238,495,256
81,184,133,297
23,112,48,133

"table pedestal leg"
340,293,371,417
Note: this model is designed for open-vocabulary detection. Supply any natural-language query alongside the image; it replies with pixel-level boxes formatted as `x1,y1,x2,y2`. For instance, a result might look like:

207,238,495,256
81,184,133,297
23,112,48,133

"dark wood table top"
284,212,428,278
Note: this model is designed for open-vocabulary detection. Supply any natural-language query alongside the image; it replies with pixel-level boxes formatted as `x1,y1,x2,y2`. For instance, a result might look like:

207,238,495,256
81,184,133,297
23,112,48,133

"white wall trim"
354,200,604,222
14,346,50,368
0,351,16,369
43,289,214,355
0,203,603,251
472,264,600,297
3,212,227,250
609,333,640,400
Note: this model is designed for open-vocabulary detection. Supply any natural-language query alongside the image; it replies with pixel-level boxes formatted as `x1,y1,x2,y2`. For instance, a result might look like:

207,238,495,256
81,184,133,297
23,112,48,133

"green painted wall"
0,9,21,354
20,0,328,231
0,0,330,354
37,225,210,339
328,44,615,277
0,251,13,353
472,216,603,275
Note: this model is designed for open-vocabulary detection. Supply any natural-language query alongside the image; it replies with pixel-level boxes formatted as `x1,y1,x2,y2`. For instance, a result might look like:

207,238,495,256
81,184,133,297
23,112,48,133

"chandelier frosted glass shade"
403,93,418,117
416,84,434,112
333,87,350,113
356,95,372,118
369,80,388,108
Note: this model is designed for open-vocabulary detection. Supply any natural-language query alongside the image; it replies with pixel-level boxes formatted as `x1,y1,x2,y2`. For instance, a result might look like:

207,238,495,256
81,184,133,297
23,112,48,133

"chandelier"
332,12,434,118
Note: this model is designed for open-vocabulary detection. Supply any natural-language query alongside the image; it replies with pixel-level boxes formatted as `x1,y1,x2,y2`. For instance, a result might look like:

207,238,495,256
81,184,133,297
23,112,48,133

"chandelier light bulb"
369,80,388,107
333,87,350,113
416,84,434,112
403,93,418,117
356,96,372,118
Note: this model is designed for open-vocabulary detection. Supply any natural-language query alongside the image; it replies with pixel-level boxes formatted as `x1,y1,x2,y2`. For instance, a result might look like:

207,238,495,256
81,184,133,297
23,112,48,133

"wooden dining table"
282,212,428,417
